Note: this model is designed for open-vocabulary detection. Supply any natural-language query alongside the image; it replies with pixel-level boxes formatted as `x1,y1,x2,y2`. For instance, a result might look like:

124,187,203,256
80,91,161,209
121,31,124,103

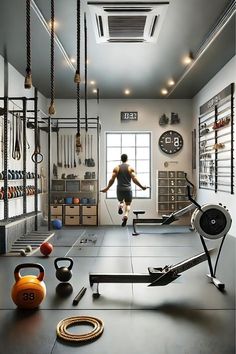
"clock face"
159,130,183,154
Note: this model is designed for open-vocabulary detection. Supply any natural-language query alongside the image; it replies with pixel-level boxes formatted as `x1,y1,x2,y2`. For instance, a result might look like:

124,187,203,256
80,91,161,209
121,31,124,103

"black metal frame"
0,92,40,227
27,116,101,230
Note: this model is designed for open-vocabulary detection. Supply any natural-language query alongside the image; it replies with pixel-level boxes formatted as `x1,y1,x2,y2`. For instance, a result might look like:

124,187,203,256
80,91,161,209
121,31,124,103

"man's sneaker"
118,206,123,215
121,216,128,227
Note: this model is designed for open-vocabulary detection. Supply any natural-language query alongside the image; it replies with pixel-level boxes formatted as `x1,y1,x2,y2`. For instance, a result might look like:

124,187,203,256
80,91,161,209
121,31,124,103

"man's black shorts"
117,190,132,203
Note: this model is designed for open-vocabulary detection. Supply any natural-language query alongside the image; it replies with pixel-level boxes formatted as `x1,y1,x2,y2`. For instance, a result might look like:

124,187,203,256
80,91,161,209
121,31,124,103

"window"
106,132,151,198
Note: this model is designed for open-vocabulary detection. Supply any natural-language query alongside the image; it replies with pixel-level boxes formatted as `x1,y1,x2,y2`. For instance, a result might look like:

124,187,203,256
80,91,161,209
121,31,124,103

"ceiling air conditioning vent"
88,2,169,43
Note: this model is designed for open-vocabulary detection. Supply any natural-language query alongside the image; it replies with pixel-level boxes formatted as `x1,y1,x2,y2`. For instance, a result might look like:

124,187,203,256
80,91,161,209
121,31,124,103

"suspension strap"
25,0,32,89
49,0,56,115
84,12,88,132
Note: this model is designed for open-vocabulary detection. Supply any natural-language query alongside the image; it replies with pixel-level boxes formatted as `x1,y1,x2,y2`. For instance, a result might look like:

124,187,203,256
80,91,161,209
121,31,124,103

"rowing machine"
89,191,231,296
90,249,214,297
132,203,196,235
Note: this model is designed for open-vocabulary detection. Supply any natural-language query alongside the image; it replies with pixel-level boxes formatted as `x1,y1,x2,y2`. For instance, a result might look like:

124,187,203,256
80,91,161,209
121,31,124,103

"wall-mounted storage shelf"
198,83,234,194
156,170,191,213
50,178,98,225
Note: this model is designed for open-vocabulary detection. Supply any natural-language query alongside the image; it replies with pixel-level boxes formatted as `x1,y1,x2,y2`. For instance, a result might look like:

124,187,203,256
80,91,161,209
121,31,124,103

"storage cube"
82,215,97,225
82,205,97,216
51,205,63,216
65,205,80,216
65,215,80,225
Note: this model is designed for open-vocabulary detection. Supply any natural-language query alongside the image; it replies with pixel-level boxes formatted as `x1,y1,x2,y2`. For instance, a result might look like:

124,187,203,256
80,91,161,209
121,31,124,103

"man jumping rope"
100,154,147,226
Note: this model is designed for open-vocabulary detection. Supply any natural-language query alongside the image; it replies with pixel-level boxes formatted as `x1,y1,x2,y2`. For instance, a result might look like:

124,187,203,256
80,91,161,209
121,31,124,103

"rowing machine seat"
133,210,146,217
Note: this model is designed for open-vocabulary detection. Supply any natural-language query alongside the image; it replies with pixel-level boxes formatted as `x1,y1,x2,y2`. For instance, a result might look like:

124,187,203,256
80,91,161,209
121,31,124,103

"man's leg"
122,201,131,227
118,201,124,214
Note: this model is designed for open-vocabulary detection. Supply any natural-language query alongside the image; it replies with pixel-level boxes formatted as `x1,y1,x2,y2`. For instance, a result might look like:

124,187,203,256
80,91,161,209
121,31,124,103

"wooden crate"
82,205,97,216
51,205,63,216
82,215,97,225
65,215,80,225
65,205,80,216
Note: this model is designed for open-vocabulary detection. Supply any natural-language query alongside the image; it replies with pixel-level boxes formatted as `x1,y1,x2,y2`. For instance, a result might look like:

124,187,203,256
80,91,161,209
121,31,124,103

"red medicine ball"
40,242,53,256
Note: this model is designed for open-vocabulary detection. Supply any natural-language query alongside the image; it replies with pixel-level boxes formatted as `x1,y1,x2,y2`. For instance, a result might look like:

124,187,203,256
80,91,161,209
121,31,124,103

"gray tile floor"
0,225,235,354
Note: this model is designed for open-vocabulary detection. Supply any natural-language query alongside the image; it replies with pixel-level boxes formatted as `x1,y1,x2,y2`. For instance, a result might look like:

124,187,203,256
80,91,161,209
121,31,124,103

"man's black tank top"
117,163,132,191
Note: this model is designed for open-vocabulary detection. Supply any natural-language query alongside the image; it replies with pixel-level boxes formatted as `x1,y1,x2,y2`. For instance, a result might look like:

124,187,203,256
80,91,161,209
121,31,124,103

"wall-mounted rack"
0,89,41,228
198,83,234,194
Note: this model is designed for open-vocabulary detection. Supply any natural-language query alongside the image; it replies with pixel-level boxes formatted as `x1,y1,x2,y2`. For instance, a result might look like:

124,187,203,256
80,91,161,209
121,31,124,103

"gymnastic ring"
31,152,43,163
191,203,231,239
56,316,104,343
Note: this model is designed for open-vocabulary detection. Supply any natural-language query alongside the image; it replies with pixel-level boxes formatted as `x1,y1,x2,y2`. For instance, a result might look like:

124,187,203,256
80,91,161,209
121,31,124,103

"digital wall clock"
159,130,183,154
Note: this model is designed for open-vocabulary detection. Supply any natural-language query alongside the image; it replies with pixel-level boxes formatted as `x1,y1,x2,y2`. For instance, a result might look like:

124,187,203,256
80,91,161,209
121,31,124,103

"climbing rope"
48,0,56,115
75,0,82,152
25,0,32,89
56,316,104,343
84,13,88,132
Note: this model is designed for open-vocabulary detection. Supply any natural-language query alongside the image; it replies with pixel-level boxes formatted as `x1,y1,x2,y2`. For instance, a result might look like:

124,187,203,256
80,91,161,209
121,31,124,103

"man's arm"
100,167,119,193
129,167,147,190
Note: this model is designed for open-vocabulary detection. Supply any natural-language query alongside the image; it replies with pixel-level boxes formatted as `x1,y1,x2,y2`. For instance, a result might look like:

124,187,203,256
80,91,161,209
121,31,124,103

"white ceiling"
0,0,235,99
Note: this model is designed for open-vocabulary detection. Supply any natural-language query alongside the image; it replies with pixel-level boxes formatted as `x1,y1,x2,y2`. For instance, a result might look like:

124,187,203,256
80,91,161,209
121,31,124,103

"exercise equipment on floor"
54,257,73,282
72,286,87,306
132,173,196,235
40,241,53,256
11,263,46,309
191,201,231,290
89,190,231,296
52,218,62,229
19,245,32,257
56,316,104,343
56,283,73,298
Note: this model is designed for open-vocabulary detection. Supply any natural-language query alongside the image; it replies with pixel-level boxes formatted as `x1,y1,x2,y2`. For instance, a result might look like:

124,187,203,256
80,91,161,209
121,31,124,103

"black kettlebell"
54,257,74,282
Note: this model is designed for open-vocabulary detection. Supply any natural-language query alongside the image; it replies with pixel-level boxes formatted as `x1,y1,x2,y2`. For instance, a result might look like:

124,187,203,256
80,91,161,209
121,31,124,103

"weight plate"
191,204,231,239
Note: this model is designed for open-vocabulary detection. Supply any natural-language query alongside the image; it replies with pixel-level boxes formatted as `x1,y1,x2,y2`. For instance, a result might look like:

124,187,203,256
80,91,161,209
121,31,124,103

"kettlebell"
54,257,74,282
11,263,46,309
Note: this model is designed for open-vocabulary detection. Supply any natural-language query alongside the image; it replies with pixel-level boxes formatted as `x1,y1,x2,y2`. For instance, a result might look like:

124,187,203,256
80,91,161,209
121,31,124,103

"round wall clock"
159,130,183,154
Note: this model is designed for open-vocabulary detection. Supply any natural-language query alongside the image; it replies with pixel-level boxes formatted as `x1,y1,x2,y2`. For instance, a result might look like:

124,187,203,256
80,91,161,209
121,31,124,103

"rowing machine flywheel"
191,204,231,239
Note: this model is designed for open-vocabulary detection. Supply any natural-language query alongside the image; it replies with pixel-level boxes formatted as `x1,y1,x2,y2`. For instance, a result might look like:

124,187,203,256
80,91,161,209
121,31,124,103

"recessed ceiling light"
70,58,76,63
48,20,58,29
124,89,130,95
92,89,97,93
161,88,168,95
167,79,175,86
183,54,193,65
90,81,95,85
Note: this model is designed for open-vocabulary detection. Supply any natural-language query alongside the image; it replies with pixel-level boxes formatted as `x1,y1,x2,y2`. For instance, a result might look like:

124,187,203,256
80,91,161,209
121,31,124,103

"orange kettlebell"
11,263,46,309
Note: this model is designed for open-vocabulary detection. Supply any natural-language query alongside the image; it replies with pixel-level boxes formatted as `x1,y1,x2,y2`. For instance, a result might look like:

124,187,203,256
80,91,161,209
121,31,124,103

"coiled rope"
56,316,104,342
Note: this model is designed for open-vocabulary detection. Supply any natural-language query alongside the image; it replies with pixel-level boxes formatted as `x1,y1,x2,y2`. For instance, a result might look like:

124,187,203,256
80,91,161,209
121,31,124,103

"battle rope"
84,13,88,132
48,0,56,115
25,0,32,89
56,316,104,343
75,0,82,153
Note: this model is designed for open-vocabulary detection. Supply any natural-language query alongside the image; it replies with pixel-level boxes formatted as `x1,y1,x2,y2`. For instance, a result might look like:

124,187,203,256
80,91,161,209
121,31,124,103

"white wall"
193,56,236,237
0,54,48,220
54,98,193,225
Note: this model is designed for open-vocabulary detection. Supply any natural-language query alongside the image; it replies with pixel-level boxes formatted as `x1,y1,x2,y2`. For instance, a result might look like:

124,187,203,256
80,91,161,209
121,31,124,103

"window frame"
105,131,151,199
